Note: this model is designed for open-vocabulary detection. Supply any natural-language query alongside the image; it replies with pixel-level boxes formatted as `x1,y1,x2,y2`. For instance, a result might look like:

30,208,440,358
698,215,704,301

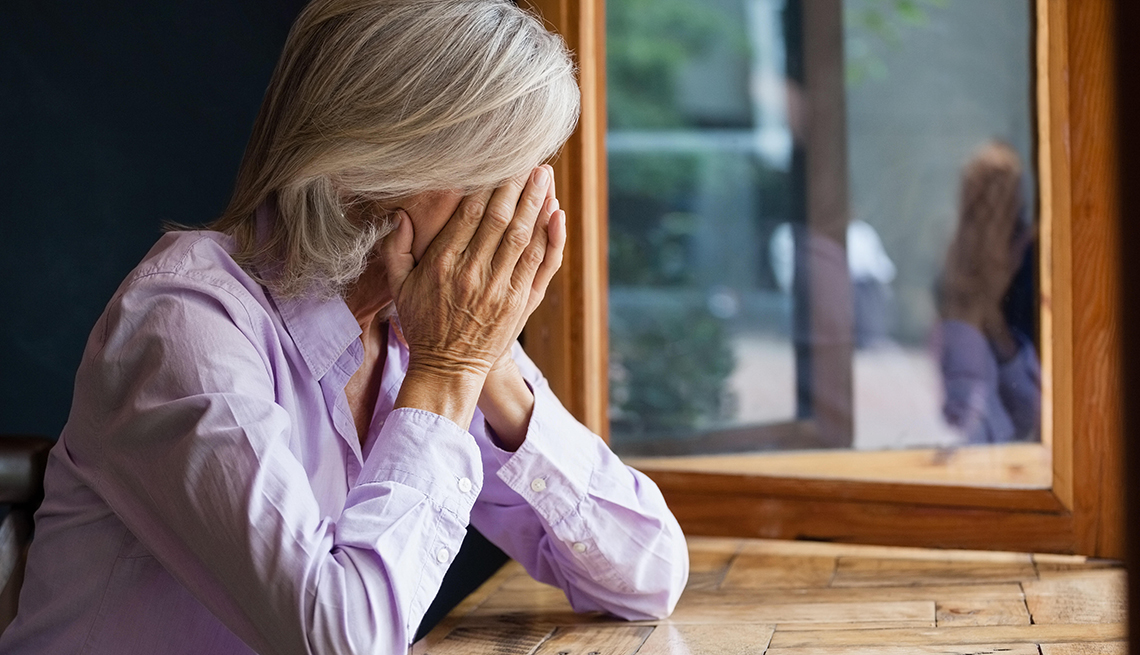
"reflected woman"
0,2,688,653
937,142,1042,444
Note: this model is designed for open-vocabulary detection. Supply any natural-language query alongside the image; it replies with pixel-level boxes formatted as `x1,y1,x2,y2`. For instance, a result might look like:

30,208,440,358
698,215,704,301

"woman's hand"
490,170,565,368
382,166,564,429
472,170,565,449
477,168,566,449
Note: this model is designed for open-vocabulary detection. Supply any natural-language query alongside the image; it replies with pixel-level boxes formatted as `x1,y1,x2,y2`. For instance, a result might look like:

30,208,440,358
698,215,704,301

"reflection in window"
606,0,1038,456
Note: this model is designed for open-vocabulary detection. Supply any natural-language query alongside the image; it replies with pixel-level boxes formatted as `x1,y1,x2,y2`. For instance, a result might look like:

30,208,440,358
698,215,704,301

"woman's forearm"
469,346,690,621
395,363,486,430
477,357,534,451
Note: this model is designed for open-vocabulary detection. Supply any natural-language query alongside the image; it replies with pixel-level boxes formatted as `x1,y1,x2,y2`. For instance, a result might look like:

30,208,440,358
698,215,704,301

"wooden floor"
414,536,1127,654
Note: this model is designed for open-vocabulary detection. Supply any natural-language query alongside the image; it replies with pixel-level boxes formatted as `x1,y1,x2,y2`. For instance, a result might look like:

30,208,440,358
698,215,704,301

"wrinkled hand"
382,165,565,385
490,171,565,375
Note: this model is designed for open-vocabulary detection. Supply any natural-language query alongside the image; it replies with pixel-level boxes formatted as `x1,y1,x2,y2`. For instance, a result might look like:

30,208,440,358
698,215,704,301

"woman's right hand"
381,166,559,427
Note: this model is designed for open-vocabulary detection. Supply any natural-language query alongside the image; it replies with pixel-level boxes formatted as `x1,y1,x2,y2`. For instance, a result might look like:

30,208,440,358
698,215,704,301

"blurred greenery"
609,151,700,200
608,153,701,287
606,0,740,129
845,0,948,86
609,307,736,439
607,0,737,439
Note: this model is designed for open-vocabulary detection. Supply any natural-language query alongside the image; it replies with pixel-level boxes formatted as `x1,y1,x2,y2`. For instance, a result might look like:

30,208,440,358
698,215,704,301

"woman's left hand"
493,168,566,367
381,165,565,432
478,169,566,449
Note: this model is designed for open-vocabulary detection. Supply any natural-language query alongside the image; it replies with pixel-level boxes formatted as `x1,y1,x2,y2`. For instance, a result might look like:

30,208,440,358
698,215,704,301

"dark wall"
0,0,306,436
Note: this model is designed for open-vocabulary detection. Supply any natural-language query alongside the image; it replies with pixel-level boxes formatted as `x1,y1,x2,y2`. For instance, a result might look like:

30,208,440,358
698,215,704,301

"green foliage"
608,152,700,202
609,211,700,287
610,307,736,438
605,0,774,440
606,0,733,129
608,153,703,286
608,152,741,439
845,0,948,86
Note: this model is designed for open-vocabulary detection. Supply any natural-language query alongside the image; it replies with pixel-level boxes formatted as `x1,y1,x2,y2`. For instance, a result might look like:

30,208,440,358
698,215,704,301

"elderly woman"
0,1,688,653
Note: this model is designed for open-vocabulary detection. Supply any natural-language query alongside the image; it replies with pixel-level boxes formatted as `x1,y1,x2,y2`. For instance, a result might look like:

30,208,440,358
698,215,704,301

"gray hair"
210,0,581,298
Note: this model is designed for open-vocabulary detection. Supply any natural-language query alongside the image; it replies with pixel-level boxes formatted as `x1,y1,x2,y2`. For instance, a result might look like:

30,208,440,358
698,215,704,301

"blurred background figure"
770,219,897,349
936,141,1041,444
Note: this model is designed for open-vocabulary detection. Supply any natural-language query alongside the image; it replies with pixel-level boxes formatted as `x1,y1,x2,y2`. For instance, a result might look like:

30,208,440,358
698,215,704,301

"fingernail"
549,198,560,214
533,167,549,186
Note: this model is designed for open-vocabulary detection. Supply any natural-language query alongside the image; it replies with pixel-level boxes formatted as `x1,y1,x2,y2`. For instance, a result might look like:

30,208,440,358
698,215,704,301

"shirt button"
530,478,547,493
572,542,588,553
436,548,449,564
458,477,473,493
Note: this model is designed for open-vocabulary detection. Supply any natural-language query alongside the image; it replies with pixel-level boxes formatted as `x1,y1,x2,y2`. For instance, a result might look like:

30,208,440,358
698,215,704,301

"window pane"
606,0,1039,457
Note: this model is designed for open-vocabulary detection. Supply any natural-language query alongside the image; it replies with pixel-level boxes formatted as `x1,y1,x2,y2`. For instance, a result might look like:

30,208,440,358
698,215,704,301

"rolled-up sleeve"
75,273,481,655
469,344,689,621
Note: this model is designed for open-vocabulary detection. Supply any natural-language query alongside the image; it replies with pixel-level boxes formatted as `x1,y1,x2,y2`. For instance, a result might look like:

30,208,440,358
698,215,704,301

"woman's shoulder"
131,229,238,279
104,230,276,334
122,231,265,302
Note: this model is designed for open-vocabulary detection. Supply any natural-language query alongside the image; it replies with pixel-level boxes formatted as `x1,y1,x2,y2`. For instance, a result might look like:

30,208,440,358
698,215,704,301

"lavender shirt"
0,232,688,655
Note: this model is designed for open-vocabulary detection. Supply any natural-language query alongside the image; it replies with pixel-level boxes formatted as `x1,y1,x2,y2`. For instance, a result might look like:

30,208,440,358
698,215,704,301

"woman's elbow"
299,554,411,655
649,538,690,619
616,528,690,621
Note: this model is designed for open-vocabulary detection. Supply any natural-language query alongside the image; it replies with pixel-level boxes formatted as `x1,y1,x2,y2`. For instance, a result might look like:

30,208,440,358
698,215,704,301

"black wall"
0,0,306,437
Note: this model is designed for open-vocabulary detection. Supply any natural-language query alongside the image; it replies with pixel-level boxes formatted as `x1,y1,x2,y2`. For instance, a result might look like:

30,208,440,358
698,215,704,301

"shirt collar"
255,202,362,381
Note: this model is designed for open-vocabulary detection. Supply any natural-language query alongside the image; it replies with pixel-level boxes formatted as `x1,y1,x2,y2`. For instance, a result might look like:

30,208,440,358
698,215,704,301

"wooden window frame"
523,0,1123,557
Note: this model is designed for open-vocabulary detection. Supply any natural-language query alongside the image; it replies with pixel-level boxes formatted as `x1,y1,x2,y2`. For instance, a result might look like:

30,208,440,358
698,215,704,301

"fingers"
404,164,557,318
498,166,554,272
502,206,564,348
381,210,415,295
421,189,493,262
544,163,557,207
472,166,552,271
463,173,527,258
512,198,562,293
529,207,566,303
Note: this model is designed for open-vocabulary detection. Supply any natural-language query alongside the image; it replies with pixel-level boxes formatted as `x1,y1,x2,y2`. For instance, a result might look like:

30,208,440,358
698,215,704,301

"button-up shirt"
0,231,688,655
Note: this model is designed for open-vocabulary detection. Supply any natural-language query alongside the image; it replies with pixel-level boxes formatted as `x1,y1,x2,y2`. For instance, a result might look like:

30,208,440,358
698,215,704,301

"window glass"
606,0,1038,456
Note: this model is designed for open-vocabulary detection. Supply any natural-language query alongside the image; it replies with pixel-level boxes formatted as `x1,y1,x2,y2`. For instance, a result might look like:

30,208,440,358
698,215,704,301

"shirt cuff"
493,383,601,527
357,407,484,524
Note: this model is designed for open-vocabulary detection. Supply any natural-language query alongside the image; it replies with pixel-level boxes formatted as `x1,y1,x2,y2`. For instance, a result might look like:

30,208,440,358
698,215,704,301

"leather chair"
0,435,53,632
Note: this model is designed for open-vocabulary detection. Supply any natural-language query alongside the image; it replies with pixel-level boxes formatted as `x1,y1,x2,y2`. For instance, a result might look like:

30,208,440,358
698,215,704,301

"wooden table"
414,536,1126,654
